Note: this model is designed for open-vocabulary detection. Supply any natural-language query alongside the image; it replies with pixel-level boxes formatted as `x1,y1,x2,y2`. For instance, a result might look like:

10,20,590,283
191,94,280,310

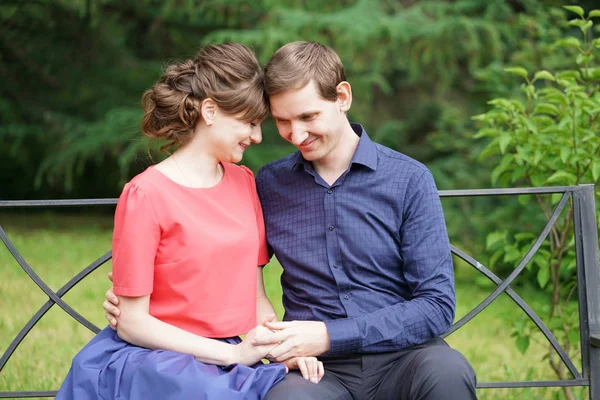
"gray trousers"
265,337,477,400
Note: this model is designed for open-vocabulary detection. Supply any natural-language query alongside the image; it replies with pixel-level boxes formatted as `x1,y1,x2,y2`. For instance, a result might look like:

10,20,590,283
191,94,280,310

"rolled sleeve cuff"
324,318,362,355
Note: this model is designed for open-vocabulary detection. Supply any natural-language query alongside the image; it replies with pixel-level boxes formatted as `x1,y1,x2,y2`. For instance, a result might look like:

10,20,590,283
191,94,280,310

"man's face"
269,81,347,162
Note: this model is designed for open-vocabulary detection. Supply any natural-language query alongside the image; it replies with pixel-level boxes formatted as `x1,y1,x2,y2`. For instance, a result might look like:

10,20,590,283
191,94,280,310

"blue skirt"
56,326,286,400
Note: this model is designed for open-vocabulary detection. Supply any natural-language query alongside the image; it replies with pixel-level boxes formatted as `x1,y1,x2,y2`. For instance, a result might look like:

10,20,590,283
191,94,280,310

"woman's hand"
281,357,324,384
232,325,278,366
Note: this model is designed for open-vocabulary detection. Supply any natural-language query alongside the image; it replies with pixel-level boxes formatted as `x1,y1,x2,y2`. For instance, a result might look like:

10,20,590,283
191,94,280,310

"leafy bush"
473,5,600,399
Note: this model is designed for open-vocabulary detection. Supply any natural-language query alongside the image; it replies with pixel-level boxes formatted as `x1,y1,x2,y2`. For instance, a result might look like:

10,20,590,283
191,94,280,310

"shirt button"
344,295,349,300
333,263,338,268
327,189,333,194
328,225,334,231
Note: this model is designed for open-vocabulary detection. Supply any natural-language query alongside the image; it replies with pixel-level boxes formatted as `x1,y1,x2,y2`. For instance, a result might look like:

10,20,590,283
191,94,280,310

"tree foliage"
473,5,600,398
2,0,594,199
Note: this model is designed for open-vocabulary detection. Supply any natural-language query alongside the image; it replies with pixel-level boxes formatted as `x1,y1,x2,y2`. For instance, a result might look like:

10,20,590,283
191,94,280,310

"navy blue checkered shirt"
256,123,455,355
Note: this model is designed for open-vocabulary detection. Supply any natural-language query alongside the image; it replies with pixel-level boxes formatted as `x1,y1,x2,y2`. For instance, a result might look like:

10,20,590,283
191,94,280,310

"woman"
56,43,322,400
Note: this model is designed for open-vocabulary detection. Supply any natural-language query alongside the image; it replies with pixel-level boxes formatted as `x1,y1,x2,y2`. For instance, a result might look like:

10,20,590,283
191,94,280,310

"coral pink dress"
56,163,285,400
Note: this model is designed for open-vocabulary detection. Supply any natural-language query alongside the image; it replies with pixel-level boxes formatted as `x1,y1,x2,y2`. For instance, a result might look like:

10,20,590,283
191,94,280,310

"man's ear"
201,98,217,126
336,81,352,112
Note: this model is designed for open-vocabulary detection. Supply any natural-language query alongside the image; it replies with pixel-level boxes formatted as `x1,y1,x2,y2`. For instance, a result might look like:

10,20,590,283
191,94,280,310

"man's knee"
264,372,351,400
418,346,475,377
411,346,477,398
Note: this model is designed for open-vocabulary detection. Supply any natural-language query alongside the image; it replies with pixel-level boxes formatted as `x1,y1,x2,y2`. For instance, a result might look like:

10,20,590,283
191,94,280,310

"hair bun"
140,43,268,153
140,83,199,150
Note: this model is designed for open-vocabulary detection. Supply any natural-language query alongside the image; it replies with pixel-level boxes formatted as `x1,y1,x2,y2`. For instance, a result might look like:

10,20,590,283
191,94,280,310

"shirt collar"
349,123,378,171
291,123,378,171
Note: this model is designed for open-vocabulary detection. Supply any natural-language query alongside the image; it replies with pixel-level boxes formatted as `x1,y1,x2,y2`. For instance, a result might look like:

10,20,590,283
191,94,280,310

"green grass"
0,214,588,399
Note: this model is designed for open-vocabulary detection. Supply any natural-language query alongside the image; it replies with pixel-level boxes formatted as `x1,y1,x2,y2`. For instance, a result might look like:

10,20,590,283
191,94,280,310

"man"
106,41,477,399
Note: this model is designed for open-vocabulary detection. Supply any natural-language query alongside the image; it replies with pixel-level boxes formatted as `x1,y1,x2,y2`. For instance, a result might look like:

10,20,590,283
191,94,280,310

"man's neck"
313,123,360,186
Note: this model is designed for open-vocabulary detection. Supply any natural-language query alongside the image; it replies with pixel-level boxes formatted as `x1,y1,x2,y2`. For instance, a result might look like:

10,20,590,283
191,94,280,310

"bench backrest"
0,185,598,398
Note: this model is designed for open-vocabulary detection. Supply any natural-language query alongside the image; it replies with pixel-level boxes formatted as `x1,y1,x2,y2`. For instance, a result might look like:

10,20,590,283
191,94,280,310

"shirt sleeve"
324,170,456,354
241,166,270,266
112,182,161,297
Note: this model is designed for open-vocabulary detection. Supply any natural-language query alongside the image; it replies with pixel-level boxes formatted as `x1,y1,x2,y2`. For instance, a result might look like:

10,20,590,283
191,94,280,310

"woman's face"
204,110,264,163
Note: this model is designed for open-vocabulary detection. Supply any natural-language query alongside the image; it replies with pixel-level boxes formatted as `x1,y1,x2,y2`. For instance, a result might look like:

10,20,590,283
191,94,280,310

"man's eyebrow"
272,111,319,120
299,111,319,118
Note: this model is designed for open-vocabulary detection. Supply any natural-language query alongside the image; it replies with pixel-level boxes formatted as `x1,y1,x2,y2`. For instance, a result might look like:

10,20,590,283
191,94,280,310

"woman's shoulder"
120,167,164,198
223,163,255,185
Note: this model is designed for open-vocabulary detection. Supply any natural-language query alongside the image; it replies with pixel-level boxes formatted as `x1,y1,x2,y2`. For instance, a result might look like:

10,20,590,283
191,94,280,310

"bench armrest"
591,333,600,348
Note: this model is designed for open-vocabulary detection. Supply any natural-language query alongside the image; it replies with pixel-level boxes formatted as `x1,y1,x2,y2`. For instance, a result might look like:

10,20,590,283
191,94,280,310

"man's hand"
103,272,120,329
281,357,324,384
251,320,330,362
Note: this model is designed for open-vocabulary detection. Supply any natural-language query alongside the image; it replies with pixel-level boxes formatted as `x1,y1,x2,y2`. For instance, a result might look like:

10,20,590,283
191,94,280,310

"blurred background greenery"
0,0,597,199
2,0,600,399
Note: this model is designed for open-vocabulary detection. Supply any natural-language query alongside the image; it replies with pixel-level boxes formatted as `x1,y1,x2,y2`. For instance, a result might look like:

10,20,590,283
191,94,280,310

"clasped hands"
103,274,329,384
254,315,330,383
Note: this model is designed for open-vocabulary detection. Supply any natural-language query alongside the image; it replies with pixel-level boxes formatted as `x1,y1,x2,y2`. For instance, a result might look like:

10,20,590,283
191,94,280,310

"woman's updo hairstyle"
141,43,267,152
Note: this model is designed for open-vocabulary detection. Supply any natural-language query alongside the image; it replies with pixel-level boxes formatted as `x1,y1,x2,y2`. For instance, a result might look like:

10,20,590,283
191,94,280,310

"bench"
1,185,599,398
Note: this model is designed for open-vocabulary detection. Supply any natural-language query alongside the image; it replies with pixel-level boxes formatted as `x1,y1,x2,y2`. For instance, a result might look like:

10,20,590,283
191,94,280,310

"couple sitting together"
56,41,477,400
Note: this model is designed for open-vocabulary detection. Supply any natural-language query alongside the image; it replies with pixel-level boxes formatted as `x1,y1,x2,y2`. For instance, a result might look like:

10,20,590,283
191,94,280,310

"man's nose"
290,123,307,146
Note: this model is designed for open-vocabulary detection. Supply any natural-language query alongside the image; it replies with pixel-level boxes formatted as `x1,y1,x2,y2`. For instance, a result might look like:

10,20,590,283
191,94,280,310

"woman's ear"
201,98,217,126
336,81,352,112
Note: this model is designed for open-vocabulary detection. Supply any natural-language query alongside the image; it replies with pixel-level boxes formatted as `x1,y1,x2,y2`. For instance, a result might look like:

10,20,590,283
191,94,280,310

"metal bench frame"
1,185,598,398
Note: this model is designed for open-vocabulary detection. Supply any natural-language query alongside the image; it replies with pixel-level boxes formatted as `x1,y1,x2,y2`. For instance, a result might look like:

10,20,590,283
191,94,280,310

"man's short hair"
264,41,347,101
